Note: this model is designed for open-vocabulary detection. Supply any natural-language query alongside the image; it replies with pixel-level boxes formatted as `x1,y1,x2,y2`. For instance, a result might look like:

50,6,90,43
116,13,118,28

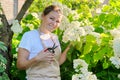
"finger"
41,47,48,52
47,60,52,64
47,55,54,59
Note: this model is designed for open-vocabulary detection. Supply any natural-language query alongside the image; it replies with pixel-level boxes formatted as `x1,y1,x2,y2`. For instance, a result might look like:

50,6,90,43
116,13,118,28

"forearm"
59,46,70,65
17,48,39,70
17,56,38,70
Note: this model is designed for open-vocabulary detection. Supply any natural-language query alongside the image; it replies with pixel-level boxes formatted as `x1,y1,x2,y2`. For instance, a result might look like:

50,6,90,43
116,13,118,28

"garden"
0,0,120,80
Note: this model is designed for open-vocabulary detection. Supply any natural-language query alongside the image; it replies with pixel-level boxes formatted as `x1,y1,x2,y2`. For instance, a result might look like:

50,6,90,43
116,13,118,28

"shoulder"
22,29,38,39
24,29,38,36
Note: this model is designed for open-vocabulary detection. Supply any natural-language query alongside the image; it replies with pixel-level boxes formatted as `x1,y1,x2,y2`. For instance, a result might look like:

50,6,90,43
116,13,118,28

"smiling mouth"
49,25,55,29
49,24,53,26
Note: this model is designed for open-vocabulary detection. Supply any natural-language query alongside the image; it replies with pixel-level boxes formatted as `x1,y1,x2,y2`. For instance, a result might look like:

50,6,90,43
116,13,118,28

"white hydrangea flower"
62,21,86,43
80,67,88,74
72,74,80,80
90,32,100,38
76,72,97,80
59,16,70,30
73,59,98,80
11,20,23,33
53,2,73,17
73,59,88,70
118,74,120,79
26,24,34,27
52,2,63,13
90,32,101,45
96,8,102,14
62,28,78,43
38,12,42,19
31,12,39,18
85,72,98,80
62,5,72,16
110,27,120,69
78,27,86,37
84,26,94,35
0,18,2,25
62,34,70,43
62,24,85,43
69,21,80,28
71,10,80,20
113,38,120,57
110,29,120,38
110,56,120,69
99,0,104,3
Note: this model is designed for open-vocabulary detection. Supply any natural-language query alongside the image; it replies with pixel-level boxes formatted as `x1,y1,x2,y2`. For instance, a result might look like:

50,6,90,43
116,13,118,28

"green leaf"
1,73,10,80
112,16,120,27
86,35,96,43
75,41,83,52
103,60,109,69
93,47,107,62
81,53,92,64
83,43,93,55
0,66,5,72
94,26,104,33
0,41,7,52
106,14,115,22
92,44,100,52
67,52,72,62
0,54,7,64
25,14,34,20
99,13,106,23
102,5,110,12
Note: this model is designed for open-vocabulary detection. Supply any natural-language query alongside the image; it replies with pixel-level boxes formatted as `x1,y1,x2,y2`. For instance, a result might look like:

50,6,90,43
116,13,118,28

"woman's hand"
35,48,55,63
59,43,72,65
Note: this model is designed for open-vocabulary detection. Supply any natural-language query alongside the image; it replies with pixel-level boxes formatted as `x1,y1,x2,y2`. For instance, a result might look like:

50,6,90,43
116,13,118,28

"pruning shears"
44,43,58,53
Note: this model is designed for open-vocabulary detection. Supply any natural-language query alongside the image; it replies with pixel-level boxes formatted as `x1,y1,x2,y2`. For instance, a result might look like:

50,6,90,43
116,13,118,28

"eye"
50,17,54,20
56,20,60,23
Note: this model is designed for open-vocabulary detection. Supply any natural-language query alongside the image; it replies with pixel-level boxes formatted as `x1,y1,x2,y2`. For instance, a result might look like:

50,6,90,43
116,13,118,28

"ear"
41,13,44,20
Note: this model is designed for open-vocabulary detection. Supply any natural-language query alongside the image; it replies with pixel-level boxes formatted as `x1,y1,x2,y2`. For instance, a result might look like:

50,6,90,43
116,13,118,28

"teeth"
50,24,52,26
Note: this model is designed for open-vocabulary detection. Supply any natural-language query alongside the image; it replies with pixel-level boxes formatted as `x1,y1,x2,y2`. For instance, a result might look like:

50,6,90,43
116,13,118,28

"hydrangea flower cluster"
72,59,98,80
118,74,120,79
0,18,2,26
11,20,23,33
53,2,101,44
110,28,120,69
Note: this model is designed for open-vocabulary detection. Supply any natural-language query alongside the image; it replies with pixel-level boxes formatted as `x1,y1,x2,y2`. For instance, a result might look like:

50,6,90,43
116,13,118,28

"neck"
38,26,50,34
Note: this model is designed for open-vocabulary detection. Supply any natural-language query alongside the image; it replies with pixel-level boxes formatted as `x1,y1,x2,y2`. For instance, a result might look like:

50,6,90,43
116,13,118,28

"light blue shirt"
19,29,61,60
19,30,43,59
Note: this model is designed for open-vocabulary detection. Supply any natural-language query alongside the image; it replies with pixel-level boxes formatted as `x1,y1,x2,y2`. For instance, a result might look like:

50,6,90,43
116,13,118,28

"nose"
52,21,57,27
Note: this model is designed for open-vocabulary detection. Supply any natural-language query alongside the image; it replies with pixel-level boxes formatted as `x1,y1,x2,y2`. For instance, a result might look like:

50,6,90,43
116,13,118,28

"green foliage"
0,41,9,80
0,41,7,52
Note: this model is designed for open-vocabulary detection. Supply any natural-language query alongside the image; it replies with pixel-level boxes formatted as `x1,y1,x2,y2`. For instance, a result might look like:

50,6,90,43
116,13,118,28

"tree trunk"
0,0,34,79
0,14,13,79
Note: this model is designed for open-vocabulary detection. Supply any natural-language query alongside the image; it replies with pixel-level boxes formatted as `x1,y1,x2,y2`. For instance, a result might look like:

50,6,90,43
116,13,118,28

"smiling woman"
40,5,63,33
17,5,71,80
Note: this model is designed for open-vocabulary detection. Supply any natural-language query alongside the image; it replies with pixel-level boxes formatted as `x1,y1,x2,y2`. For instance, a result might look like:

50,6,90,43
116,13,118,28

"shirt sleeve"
18,32,32,52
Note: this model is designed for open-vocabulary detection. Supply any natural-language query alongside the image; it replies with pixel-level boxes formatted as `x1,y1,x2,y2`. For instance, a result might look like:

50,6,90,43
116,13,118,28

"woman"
17,5,71,80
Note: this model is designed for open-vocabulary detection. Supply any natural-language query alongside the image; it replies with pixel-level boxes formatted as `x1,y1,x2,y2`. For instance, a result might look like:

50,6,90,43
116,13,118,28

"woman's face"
42,10,62,32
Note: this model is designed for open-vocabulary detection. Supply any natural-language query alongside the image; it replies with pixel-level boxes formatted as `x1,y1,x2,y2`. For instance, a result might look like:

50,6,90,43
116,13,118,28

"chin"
50,30,54,32
48,29,53,32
